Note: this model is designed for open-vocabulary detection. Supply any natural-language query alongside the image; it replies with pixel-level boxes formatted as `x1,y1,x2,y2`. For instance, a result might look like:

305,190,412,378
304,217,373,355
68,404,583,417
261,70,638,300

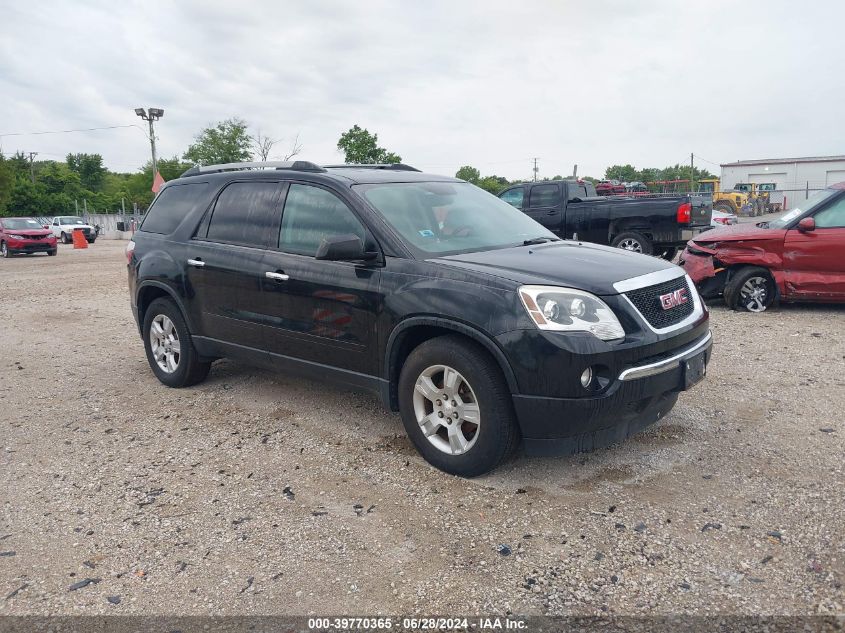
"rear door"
259,182,382,376
186,180,283,349
523,183,563,231
783,195,845,298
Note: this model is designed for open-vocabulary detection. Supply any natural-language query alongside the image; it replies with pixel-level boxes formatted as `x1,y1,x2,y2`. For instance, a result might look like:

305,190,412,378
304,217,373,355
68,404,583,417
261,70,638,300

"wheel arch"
384,317,519,411
136,281,196,334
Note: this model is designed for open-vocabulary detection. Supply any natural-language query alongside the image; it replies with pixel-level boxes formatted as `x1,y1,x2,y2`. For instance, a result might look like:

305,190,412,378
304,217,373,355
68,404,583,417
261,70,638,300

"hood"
691,223,784,244
433,241,677,295
7,229,53,237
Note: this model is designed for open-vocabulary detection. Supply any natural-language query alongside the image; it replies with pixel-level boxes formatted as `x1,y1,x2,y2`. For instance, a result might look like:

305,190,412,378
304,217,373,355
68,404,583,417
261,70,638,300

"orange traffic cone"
72,229,88,249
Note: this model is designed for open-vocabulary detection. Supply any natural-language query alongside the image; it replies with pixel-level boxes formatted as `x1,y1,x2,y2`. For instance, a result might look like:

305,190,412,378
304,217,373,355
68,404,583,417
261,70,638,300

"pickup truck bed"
497,180,711,257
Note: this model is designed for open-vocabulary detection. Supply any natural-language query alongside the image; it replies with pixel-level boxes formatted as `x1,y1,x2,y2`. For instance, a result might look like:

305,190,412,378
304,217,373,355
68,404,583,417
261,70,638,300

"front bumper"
7,239,56,253
509,329,713,456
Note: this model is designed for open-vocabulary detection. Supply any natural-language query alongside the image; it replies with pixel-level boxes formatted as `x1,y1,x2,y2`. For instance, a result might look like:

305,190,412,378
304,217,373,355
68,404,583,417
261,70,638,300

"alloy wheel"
412,364,480,456
149,314,181,373
618,238,642,253
740,276,769,312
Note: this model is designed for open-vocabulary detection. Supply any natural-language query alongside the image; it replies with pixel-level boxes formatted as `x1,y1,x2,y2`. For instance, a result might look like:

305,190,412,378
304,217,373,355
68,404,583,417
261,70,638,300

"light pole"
134,108,164,177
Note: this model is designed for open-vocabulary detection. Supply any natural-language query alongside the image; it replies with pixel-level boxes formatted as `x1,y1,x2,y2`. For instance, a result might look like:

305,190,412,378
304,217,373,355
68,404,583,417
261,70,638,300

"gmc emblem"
659,288,689,310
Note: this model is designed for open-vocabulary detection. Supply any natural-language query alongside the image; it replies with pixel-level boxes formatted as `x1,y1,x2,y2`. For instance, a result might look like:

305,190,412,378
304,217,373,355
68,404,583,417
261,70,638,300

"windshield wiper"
522,237,561,245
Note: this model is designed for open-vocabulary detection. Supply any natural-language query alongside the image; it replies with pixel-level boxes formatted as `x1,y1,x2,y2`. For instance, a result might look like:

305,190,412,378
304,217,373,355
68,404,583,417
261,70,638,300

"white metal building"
720,155,845,210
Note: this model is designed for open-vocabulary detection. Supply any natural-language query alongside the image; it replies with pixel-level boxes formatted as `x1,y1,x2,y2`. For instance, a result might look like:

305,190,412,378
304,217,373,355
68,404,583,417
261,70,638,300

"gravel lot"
0,240,842,616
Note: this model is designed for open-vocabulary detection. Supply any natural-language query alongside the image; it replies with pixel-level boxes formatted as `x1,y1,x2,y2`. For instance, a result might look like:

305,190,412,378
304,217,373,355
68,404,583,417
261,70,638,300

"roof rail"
180,160,327,177
323,163,420,172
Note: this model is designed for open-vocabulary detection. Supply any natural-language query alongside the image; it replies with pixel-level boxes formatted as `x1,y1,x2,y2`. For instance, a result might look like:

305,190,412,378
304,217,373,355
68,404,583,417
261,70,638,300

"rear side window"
205,182,281,247
529,184,561,207
141,183,208,235
279,184,365,256
568,184,588,200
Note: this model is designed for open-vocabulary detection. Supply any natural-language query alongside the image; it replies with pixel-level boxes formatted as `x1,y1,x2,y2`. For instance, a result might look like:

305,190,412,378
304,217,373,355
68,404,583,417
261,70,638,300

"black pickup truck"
497,180,712,258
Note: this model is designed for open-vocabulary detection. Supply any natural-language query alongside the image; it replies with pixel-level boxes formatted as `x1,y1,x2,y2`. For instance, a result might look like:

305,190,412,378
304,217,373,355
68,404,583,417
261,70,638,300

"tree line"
0,118,717,218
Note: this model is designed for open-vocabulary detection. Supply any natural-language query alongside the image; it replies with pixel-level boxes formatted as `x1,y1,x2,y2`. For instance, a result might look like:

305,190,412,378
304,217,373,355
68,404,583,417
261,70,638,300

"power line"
0,124,144,137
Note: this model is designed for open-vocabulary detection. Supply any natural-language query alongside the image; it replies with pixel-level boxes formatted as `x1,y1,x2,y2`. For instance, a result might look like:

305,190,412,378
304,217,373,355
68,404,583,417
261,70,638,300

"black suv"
128,161,712,476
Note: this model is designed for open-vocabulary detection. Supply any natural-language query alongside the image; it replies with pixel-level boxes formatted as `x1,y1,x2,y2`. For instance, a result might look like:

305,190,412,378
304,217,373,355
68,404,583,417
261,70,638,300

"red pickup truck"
681,183,845,312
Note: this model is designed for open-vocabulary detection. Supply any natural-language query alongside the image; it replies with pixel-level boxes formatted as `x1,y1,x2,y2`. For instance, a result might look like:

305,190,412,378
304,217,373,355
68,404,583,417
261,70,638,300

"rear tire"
611,231,653,256
398,335,519,477
142,297,211,387
724,267,775,313
713,202,735,214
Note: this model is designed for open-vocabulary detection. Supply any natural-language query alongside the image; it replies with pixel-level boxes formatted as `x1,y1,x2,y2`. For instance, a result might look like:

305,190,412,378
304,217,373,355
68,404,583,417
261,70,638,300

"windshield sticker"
418,229,435,238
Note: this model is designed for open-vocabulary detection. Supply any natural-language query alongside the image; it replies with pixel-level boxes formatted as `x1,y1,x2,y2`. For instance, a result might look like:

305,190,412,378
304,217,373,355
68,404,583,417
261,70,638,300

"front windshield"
3,218,42,230
768,189,837,229
356,181,556,256
59,217,85,225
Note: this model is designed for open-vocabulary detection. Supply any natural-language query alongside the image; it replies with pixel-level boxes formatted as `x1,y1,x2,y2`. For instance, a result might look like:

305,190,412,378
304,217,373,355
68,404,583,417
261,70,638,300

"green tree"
604,164,640,182
183,118,253,166
0,156,14,215
66,153,107,191
336,125,401,164
476,175,510,195
455,165,481,184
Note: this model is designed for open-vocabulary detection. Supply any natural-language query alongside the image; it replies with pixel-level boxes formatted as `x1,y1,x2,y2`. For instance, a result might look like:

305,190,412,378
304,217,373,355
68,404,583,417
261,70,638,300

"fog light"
580,367,593,389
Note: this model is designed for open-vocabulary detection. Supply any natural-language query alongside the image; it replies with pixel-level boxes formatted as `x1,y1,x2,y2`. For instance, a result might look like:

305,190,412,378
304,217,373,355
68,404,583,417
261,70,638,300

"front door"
186,180,283,349
783,196,845,298
523,183,563,231
259,182,381,376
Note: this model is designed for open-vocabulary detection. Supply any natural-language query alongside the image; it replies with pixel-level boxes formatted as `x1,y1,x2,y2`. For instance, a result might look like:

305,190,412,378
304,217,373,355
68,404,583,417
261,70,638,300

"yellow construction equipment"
697,179,752,216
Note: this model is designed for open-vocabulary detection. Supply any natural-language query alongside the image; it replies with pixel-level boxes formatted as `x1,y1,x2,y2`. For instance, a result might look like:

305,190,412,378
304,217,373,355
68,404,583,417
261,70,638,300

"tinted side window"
279,184,365,256
141,183,208,235
206,182,281,247
529,184,561,207
499,187,524,209
568,184,588,200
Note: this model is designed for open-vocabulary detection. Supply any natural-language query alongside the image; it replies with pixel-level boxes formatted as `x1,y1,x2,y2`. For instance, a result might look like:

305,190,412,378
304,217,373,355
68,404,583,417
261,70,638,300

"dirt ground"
0,240,842,616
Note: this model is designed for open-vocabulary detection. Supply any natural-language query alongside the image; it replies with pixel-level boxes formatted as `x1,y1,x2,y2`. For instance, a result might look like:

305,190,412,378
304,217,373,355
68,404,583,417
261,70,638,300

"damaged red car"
680,183,845,312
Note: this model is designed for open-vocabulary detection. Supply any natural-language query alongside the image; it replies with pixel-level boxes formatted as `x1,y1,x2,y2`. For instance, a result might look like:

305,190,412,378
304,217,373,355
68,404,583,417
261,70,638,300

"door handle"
265,271,290,281
187,258,205,268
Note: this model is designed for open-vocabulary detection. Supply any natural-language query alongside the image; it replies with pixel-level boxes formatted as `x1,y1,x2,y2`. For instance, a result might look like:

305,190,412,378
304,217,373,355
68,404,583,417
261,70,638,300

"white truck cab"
50,216,97,244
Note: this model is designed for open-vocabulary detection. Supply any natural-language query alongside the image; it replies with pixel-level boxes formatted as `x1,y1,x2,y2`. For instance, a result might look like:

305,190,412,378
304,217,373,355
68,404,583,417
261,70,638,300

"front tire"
611,231,653,256
398,335,519,477
0,241,8,258
142,297,211,387
48,249,57,256
724,267,775,313
61,232,70,244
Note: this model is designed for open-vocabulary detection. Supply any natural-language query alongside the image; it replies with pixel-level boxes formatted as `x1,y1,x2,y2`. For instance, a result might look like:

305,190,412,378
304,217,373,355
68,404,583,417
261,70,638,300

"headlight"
9,234,25,240
518,286,625,341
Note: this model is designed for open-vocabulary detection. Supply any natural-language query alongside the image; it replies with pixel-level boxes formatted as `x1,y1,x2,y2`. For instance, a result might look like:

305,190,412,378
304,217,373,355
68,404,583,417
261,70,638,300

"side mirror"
797,217,815,232
43,225,50,229
315,234,377,261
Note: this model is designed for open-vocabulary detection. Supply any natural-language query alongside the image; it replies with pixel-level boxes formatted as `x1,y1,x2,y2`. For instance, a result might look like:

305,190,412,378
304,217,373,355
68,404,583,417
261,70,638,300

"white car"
49,216,97,244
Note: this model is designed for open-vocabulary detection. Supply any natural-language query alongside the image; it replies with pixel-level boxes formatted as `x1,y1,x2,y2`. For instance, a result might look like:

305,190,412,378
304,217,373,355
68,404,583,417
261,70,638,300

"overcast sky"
2,0,844,181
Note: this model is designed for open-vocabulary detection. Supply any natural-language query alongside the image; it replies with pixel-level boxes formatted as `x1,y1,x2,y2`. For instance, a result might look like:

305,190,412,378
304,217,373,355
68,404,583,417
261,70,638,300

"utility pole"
532,157,539,182
134,108,165,178
28,151,38,183
690,152,695,193
572,164,578,178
